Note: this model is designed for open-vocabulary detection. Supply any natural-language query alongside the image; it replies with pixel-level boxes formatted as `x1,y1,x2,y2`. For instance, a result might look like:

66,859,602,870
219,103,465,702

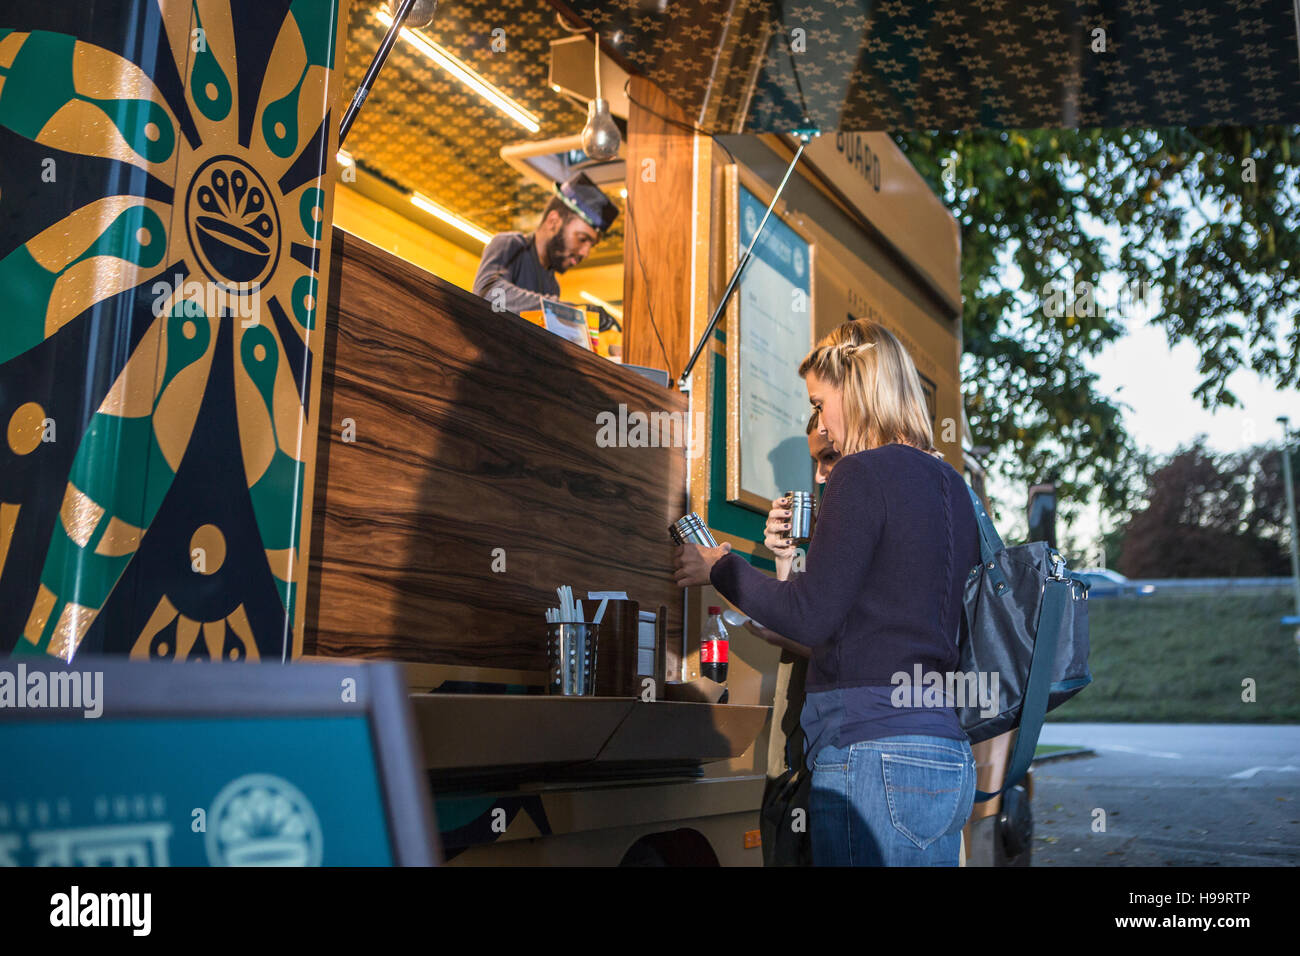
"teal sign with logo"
0,715,392,866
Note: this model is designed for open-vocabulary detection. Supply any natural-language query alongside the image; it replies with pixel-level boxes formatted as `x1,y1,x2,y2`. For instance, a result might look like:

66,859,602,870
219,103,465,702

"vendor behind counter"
471,171,619,316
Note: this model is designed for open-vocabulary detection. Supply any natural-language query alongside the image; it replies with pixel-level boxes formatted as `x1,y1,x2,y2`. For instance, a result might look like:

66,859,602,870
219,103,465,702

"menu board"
728,182,815,509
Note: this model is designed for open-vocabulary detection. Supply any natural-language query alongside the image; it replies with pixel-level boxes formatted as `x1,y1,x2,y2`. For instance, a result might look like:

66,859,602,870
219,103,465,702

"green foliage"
891,127,1300,529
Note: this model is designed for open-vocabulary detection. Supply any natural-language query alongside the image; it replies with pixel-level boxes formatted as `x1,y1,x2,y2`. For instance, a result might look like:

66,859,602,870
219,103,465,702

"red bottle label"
701,640,728,663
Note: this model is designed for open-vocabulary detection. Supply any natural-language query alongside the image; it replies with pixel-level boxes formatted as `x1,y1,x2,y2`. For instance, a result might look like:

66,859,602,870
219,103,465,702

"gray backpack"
957,485,1092,801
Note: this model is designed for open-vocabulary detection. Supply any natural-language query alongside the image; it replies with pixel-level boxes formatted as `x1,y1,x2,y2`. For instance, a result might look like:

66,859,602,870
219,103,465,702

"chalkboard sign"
726,170,816,511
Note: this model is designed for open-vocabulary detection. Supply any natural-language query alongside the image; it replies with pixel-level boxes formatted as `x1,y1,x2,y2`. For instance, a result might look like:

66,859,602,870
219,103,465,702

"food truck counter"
410,694,769,774
307,227,691,683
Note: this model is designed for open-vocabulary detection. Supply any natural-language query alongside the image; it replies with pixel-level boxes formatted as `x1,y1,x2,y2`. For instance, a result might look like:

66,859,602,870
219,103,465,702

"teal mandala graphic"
0,0,344,661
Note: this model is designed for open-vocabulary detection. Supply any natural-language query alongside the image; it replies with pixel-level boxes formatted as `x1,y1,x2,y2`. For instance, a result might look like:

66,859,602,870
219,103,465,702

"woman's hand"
764,496,796,558
672,542,732,588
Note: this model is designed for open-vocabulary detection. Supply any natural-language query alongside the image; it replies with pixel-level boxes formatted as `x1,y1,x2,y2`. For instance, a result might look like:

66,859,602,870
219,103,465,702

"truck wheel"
618,829,720,866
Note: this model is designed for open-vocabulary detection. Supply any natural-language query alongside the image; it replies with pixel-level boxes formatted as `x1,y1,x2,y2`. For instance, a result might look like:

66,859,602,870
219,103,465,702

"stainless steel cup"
547,622,599,696
669,512,717,547
786,490,815,541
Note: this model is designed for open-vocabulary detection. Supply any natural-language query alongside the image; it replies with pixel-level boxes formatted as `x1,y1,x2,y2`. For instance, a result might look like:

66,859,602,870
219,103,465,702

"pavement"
1029,723,1300,866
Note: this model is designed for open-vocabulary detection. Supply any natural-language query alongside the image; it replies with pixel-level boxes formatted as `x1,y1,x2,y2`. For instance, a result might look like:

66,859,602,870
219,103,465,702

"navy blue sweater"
710,442,980,694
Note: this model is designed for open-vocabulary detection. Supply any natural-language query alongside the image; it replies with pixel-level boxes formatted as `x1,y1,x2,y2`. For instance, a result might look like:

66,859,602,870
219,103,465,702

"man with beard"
472,172,618,315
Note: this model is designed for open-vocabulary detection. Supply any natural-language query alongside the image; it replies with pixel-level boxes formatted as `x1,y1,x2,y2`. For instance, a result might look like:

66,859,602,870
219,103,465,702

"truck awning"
558,0,1300,131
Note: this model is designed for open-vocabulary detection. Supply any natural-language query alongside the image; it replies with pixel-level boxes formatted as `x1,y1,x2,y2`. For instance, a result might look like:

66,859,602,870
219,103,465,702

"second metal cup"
786,490,815,541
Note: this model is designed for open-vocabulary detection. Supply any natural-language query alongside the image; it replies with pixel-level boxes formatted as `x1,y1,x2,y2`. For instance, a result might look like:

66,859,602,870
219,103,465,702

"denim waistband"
820,734,971,757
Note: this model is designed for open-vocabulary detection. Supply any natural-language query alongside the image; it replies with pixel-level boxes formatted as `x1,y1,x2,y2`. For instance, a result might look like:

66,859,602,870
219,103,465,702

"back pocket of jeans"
880,752,966,849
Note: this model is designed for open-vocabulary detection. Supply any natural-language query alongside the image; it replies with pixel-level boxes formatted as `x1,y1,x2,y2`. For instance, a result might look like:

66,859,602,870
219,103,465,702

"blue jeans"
810,734,976,866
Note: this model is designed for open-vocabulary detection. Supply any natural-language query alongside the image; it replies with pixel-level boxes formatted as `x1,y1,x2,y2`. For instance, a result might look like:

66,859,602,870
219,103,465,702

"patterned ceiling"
341,0,625,251
559,0,1300,131
341,0,1300,250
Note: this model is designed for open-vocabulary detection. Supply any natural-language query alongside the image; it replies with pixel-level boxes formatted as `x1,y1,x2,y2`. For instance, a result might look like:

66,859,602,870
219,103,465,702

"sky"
1076,316,1296,563
982,314,1299,568
1091,319,1297,459
972,170,1299,569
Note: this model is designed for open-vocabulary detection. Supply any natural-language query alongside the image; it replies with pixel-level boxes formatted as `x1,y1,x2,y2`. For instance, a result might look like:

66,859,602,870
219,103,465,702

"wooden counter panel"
307,230,688,670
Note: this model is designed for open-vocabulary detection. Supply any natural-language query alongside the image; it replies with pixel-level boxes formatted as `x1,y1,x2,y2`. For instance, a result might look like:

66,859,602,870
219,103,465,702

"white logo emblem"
793,248,805,277
743,205,758,241
206,774,323,866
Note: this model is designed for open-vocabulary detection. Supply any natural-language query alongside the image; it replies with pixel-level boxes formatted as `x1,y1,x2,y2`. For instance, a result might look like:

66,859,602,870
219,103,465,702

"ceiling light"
580,35,620,161
579,291,623,321
410,191,493,244
375,9,540,133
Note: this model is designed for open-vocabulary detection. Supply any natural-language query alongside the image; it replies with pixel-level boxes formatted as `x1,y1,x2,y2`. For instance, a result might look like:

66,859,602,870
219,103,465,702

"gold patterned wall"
339,0,625,254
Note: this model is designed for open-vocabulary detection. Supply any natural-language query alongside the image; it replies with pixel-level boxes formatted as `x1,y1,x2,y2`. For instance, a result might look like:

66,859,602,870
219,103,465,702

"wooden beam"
623,76,696,379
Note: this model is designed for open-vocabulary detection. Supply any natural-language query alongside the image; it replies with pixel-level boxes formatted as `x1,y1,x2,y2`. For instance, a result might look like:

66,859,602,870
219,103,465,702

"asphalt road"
1030,723,1300,866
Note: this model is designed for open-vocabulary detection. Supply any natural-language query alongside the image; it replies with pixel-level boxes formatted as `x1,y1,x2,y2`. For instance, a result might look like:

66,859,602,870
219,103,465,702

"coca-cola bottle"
700,606,729,683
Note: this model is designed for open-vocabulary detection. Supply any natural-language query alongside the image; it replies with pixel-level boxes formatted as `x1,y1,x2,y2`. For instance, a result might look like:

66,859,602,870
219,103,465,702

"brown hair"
798,320,942,459
540,196,578,230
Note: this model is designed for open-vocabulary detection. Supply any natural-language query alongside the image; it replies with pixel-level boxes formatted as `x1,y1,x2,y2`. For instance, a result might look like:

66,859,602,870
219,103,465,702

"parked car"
1074,568,1132,597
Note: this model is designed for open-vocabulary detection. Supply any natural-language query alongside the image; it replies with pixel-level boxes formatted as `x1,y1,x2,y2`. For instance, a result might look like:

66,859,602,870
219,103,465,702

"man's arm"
472,234,557,315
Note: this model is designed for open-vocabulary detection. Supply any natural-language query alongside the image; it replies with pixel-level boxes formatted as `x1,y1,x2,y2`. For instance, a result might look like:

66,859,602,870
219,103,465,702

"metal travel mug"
670,512,717,547
786,490,815,541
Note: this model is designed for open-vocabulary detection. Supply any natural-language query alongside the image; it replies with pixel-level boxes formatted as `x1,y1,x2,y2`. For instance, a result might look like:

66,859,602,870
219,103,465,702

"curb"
1031,746,1096,764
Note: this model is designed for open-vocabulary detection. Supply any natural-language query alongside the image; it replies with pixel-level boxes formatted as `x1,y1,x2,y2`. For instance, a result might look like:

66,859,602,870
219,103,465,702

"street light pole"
1278,416,1300,625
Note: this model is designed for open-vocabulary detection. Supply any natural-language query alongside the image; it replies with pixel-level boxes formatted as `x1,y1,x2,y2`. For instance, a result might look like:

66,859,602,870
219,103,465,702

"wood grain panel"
623,75,697,379
306,230,687,674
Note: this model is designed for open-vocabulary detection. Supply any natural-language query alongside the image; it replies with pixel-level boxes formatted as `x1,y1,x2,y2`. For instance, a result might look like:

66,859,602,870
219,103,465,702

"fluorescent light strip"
580,291,623,321
410,191,493,244
375,10,541,133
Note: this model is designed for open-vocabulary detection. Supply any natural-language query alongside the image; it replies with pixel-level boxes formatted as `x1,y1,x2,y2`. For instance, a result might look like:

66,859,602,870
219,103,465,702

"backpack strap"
974,576,1071,802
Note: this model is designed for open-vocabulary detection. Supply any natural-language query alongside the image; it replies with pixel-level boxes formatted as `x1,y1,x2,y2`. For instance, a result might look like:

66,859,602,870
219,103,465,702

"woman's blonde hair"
798,320,943,459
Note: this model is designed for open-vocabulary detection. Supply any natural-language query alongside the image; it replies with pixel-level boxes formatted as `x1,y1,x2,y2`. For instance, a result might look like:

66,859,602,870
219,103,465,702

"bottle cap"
708,606,721,615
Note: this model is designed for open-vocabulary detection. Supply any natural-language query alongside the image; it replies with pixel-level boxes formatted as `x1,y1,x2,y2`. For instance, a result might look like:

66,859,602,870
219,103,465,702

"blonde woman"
674,320,980,866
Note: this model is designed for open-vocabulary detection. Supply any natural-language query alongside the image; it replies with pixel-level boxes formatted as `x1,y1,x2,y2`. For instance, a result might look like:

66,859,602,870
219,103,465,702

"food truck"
0,0,1025,865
